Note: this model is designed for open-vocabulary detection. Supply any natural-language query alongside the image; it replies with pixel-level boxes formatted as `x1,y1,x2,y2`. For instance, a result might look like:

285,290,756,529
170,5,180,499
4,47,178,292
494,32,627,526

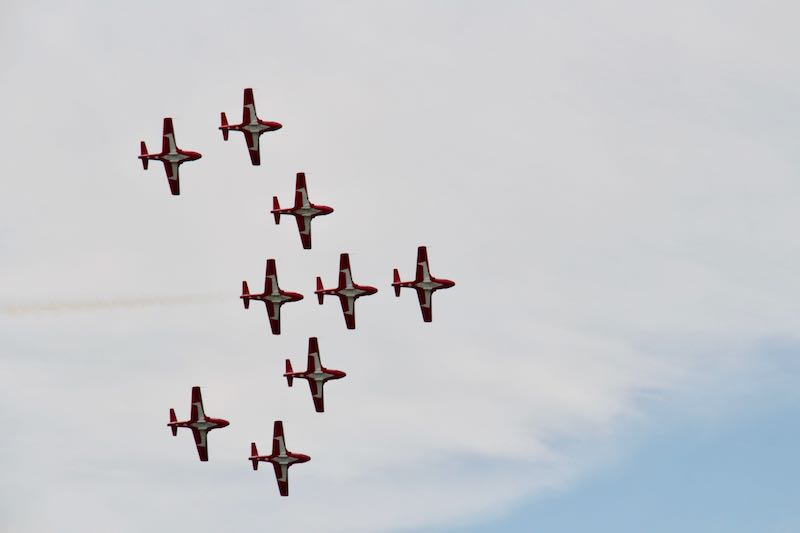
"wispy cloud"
0,294,226,316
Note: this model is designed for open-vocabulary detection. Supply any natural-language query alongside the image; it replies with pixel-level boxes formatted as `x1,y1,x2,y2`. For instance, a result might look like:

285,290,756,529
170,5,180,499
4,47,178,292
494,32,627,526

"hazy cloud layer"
2,2,799,532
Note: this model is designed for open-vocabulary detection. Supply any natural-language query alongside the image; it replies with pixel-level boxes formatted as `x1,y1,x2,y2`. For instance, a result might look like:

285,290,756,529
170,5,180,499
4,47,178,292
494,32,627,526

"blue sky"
446,343,800,533
438,344,800,533
452,401,800,533
2,2,800,532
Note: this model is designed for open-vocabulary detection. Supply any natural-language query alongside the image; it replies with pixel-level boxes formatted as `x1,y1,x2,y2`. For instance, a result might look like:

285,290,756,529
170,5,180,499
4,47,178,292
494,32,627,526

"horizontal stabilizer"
139,141,149,169
250,442,259,470
315,277,324,304
169,408,177,436
272,197,281,224
220,112,229,140
241,281,250,309
393,269,401,296
285,359,293,386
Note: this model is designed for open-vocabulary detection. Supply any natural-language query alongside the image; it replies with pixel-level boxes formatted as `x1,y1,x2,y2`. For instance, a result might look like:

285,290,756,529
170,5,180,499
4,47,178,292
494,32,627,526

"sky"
1,1,799,532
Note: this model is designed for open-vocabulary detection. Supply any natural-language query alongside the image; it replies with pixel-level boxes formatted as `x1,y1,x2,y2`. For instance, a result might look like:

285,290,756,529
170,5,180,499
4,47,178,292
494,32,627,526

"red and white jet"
315,253,378,330
138,117,202,195
392,246,455,322
271,172,334,250
241,259,303,335
284,337,346,413
219,88,282,165
249,421,311,497
168,386,229,462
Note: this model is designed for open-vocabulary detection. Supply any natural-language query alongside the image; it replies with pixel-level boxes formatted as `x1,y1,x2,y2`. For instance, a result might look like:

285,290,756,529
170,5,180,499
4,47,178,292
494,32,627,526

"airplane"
284,337,346,413
271,172,334,249
392,246,455,322
219,88,282,165
138,117,202,195
168,386,229,462
315,253,378,330
241,259,303,335
249,421,311,497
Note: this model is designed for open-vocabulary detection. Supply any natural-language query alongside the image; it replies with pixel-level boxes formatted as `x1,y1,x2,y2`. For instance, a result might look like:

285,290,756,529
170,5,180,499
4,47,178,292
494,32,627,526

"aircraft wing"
191,428,209,461
339,295,356,330
338,253,354,289
416,287,433,322
272,462,290,496
272,421,287,456
245,131,261,165
307,337,321,372
190,386,206,423
294,216,312,249
242,88,256,124
294,172,310,208
265,301,281,335
415,246,431,283
161,117,177,154
307,379,325,412
161,161,180,195
264,259,278,294
264,259,281,295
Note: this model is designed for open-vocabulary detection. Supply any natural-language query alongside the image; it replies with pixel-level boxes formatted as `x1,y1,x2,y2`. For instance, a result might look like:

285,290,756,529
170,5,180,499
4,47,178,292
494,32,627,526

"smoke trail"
0,293,228,316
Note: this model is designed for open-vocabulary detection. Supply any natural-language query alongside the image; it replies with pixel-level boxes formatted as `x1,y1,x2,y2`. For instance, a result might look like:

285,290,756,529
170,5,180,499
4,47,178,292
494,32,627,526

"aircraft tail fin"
315,277,324,304
285,359,294,386
250,442,259,470
220,112,229,140
139,141,149,169
393,269,401,296
272,197,281,224
169,408,177,436
241,281,250,309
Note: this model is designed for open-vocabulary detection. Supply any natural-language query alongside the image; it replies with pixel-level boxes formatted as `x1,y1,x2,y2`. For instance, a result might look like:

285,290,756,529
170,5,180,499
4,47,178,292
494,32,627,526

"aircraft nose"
271,122,283,130
295,292,304,301
221,420,230,428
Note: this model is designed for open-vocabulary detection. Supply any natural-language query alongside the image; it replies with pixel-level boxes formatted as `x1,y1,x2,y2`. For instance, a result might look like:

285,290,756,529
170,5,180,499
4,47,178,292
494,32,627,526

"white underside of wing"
419,262,431,282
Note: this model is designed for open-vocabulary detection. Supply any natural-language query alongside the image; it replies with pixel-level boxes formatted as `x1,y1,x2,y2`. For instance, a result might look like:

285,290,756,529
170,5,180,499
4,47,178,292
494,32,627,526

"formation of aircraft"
316,253,379,329
272,172,334,249
220,88,282,165
250,421,311,496
392,246,456,322
241,259,304,335
168,386,229,461
285,337,347,412
151,88,456,497
138,118,202,195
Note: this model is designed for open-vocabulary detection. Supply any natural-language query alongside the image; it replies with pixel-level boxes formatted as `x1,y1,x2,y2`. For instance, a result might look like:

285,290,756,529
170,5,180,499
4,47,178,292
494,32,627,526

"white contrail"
0,293,228,316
